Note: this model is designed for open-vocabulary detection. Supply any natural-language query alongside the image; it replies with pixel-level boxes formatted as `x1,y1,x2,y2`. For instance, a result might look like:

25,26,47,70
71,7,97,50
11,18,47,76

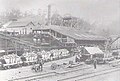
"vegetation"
0,8,111,37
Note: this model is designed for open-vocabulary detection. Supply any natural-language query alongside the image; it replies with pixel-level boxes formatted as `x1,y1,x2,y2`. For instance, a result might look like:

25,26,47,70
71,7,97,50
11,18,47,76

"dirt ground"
0,56,120,81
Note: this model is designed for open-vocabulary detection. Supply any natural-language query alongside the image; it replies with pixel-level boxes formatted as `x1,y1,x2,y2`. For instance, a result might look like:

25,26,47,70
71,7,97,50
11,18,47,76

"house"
5,21,35,34
0,16,46,35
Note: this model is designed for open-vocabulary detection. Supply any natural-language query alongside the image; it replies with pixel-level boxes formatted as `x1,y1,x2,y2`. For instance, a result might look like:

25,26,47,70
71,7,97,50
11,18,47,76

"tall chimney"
48,4,51,25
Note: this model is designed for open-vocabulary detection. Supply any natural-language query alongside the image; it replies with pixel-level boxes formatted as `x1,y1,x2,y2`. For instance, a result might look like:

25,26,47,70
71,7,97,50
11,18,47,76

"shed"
81,47,104,61
0,50,5,53
0,50,5,56
84,47,104,55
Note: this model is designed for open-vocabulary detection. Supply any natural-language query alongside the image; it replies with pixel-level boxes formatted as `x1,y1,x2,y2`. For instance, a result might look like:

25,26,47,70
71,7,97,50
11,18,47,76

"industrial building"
110,35,120,50
0,23,107,55
0,16,45,35
32,25,106,50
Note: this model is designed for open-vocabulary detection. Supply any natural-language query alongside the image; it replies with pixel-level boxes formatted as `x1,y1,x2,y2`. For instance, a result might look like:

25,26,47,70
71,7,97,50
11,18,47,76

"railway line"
1,32,120,81
76,67,120,81
8,72,56,81
8,63,120,81
58,65,120,81
8,64,92,81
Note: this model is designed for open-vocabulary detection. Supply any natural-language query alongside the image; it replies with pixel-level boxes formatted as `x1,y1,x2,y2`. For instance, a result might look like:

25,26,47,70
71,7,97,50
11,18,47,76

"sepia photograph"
0,0,120,81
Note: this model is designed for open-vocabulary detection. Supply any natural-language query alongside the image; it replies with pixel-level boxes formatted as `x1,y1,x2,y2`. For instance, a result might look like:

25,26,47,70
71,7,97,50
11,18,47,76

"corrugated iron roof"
18,16,45,25
0,50,5,53
6,16,45,28
2,21,13,28
50,25,106,41
84,47,104,54
33,26,50,30
7,21,34,28
33,25,106,41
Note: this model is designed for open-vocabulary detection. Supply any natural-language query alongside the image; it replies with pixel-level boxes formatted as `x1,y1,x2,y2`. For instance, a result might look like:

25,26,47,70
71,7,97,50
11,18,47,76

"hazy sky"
0,0,120,25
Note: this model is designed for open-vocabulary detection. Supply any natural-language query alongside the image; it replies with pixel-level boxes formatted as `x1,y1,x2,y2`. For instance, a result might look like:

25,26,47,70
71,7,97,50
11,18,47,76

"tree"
51,13,63,26
6,9,22,20
75,19,92,31
0,9,22,21
96,28,110,37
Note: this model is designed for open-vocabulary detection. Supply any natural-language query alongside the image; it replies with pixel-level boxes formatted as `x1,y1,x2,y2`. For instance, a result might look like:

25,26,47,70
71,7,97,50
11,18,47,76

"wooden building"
32,25,106,50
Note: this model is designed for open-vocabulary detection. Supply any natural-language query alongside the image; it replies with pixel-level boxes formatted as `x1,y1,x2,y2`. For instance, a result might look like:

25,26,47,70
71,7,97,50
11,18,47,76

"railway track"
76,67,120,81
8,64,120,81
8,64,92,81
57,65,120,81
8,72,56,81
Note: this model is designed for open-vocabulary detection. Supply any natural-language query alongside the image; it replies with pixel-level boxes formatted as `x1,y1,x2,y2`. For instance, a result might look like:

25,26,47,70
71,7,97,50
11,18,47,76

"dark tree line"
51,13,92,31
0,8,110,37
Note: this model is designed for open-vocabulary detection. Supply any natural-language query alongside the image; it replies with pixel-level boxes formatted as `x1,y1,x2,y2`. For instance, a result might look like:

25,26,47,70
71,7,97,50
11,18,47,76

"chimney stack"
48,4,51,26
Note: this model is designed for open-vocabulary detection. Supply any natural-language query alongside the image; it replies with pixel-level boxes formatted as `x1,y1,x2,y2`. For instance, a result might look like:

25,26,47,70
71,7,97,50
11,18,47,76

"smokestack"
48,4,51,26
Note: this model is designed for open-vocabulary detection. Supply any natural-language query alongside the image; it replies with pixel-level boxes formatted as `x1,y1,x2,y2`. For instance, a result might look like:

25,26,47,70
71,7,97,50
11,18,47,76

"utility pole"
5,30,8,55
15,42,17,54
5,39,8,55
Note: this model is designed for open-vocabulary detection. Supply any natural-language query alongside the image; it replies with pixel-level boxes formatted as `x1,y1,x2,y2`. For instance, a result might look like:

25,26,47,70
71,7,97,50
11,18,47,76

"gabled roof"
84,47,104,54
110,35,120,40
33,25,50,30
7,21,35,28
18,16,46,25
4,16,45,28
0,50,5,53
50,25,106,41
2,21,13,28
33,25,106,41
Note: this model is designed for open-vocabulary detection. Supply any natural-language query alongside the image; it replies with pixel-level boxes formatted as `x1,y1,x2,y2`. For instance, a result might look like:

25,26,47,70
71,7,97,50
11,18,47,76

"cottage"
5,21,35,34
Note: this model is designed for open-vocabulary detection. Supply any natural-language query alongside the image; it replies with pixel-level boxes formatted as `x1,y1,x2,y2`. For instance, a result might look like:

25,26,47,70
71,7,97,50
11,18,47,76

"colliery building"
32,25,106,50
0,19,106,52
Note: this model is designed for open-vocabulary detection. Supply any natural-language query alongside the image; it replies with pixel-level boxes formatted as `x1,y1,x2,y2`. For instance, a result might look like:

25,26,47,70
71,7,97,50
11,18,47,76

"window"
57,33,61,38
62,35,67,38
